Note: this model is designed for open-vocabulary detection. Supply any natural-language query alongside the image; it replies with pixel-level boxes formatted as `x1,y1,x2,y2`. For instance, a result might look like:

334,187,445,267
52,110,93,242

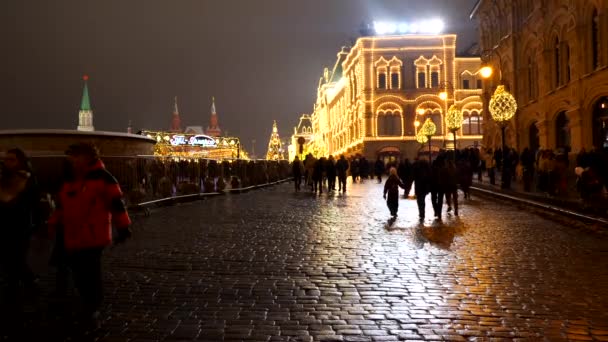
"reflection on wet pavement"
4,181,608,341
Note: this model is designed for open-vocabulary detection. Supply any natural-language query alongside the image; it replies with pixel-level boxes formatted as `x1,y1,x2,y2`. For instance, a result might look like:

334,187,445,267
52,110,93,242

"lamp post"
420,118,437,162
445,105,463,158
489,85,517,189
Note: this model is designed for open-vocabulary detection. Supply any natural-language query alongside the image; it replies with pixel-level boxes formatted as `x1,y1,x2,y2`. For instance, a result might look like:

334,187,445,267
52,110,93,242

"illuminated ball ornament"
420,118,437,137
489,85,517,123
445,105,463,131
416,132,428,144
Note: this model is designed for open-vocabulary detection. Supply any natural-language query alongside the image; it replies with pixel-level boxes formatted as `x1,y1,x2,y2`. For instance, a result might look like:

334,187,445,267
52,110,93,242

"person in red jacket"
48,142,131,327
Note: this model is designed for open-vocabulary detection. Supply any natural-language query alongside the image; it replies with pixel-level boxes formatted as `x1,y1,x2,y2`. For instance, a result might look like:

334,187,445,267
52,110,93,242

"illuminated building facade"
288,114,314,160
310,33,483,162
471,0,608,152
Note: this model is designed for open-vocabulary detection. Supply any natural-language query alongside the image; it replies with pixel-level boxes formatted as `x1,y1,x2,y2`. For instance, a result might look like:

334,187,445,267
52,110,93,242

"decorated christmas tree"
266,120,284,160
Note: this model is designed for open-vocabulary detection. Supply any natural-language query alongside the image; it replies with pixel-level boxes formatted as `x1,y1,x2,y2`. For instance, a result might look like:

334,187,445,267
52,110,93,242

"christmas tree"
266,120,284,160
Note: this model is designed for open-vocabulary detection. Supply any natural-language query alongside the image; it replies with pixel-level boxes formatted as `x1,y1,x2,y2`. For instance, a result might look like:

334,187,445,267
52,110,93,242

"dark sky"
1,0,479,155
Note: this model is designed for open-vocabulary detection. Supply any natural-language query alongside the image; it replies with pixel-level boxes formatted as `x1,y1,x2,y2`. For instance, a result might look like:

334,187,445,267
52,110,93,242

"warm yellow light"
414,120,420,127
416,108,425,115
445,105,463,131
439,92,448,101
489,85,517,123
416,132,428,144
480,66,493,79
421,118,437,136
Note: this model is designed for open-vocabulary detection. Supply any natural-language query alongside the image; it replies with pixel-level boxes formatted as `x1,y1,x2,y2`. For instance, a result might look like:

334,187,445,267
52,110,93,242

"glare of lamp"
414,120,420,127
416,108,425,115
480,66,493,79
439,92,448,101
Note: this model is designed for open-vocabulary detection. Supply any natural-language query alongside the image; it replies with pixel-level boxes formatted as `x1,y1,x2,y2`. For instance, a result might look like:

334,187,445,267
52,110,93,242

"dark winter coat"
0,170,42,239
411,159,432,195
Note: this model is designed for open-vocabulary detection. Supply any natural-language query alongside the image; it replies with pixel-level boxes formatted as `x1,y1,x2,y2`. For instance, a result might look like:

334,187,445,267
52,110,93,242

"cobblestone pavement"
3,181,608,341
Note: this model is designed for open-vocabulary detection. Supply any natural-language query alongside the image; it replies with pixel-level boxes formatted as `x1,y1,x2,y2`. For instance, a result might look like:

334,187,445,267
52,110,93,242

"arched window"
555,111,570,150
554,37,561,87
592,9,600,70
378,112,401,136
563,42,570,83
462,112,483,135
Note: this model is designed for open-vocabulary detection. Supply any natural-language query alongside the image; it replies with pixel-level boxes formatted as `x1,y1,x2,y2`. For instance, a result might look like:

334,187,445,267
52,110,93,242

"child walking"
383,167,406,217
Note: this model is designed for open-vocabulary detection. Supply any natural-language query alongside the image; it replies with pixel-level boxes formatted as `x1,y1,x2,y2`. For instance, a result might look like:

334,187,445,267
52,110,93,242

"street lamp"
489,85,517,189
445,104,463,155
420,118,437,162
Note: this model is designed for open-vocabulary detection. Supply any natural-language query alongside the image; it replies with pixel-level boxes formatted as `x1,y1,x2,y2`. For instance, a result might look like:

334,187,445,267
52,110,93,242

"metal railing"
29,156,291,207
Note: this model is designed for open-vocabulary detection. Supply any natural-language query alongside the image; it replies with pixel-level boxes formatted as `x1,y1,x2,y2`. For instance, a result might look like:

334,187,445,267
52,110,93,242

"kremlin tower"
77,75,94,131
206,97,221,137
169,96,181,133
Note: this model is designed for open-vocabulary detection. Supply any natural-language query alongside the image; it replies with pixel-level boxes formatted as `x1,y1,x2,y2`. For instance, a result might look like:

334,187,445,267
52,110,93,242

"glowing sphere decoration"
489,85,517,123
445,105,463,131
416,132,428,144
420,118,437,137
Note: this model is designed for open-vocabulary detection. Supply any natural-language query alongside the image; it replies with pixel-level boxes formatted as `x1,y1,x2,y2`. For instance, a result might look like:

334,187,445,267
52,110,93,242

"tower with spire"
77,75,95,131
169,96,182,133
266,120,284,160
206,97,221,137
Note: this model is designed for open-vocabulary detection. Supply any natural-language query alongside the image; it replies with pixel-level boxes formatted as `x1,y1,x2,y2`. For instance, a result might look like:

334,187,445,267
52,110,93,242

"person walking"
443,158,459,216
48,143,132,328
312,157,325,194
291,156,303,192
430,154,446,219
326,156,337,191
374,157,385,183
383,167,406,217
0,148,43,305
484,148,496,185
336,155,349,193
411,157,432,222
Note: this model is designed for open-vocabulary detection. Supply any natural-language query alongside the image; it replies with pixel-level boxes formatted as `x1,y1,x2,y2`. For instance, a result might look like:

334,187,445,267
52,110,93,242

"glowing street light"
489,85,517,189
421,118,437,162
439,91,448,101
480,66,493,79
445,105,463,154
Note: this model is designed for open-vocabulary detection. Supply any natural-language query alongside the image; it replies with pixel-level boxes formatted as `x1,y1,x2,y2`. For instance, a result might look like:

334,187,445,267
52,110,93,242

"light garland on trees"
489,85,517,123
445,105,463,131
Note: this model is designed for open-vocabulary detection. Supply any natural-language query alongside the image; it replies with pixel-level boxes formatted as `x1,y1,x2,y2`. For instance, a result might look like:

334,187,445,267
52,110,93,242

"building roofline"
470,0,483,20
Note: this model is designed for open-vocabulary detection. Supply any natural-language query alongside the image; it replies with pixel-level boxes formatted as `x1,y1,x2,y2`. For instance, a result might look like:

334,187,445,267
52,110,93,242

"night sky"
1,0,479,156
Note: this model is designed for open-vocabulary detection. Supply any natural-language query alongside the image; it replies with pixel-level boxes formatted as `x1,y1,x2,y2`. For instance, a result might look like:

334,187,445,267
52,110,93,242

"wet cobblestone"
3,181,608,341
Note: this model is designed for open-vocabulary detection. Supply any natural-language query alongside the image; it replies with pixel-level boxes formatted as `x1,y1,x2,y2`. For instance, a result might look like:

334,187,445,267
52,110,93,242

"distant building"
288,114,313,160
310,34,483,162
77,75,94,132
169,96,182,133
206,97,221,137
471,0,608,152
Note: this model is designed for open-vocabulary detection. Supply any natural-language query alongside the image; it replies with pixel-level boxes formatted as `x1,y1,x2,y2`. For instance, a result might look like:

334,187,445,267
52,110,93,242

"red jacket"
49,160,131,250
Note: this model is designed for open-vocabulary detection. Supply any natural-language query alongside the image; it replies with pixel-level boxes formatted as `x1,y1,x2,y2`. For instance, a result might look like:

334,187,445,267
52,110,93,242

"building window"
378,113,401,136
554,37,561,87
555,111,570,150
378,73,387,89
476,79,482,89
592,9,600,70
391,73,399,89
417,72,426,88
463,79,470,89
431,71,439,88
564,43,570,83
462,113,483,135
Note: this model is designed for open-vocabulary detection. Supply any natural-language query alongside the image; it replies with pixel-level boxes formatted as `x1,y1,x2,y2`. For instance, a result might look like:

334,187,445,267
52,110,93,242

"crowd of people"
0,143,131,329
291,149,481,221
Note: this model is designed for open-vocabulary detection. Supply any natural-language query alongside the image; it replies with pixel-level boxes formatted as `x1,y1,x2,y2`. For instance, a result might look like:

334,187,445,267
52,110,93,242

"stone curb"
129,178,291,213
470,185,608,228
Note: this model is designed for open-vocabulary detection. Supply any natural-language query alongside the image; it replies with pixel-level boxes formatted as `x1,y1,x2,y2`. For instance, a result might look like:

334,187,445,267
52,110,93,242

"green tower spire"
81,75,91,111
